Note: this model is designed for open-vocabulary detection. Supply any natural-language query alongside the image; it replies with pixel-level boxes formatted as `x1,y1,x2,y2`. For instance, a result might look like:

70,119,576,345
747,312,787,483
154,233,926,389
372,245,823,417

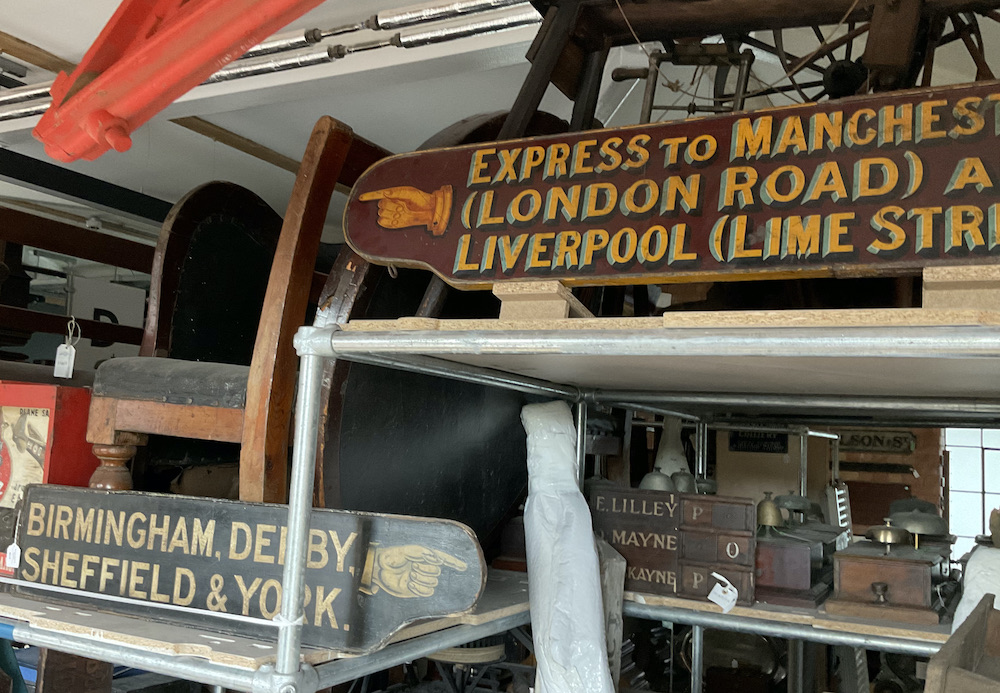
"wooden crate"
926,595,1000,693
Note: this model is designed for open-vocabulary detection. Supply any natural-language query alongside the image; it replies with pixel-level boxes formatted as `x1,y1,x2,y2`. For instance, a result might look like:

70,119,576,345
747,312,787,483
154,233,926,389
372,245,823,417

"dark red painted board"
346,81,1000,288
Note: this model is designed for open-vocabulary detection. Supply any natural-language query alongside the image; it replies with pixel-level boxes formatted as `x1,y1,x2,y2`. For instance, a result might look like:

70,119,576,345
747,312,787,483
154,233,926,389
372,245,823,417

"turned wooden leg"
89,432,145,491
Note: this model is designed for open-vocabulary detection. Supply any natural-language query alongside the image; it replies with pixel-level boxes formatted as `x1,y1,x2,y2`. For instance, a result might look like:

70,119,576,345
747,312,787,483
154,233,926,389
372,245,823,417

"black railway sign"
728,431,789,454
14,486,486,654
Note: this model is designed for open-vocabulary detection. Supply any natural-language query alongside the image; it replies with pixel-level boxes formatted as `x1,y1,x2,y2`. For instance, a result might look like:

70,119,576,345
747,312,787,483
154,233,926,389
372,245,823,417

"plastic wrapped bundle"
952,545,1000,632
521,400,614,693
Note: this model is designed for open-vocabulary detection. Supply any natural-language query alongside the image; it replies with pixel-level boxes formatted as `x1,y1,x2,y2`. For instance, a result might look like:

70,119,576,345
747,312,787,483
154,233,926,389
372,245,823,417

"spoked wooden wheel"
714,9,1000,111
716,23,871,106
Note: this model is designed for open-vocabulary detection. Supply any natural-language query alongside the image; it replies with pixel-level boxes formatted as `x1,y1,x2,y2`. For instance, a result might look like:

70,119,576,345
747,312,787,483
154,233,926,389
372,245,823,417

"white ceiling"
0,1,562,243
0,2,996,245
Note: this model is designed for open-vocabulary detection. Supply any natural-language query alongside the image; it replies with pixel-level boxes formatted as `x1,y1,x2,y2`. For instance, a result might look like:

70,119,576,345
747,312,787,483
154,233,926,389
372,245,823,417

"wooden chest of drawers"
591,487,755,605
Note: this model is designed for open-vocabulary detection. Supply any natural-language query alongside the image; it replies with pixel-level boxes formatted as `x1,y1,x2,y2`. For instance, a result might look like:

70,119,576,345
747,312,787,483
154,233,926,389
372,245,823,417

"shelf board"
332,310,1000,425
624,591,950,645
0,570,529,671
339,311,1000,398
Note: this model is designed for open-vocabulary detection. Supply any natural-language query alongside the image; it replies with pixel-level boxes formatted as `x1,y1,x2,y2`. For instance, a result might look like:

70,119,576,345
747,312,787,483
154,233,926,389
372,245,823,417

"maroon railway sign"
345,81,1000,289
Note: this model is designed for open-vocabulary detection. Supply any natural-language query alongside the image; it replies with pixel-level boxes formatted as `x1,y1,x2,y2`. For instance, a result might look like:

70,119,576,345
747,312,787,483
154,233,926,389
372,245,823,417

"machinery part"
0,81,52,108
889,510,948,538
368,0,529,30
758,492,783,528
32,0,330,162
205,46,339,83
865,518,911,546
823,59,869,98
680,628,783,680
393,5,541,48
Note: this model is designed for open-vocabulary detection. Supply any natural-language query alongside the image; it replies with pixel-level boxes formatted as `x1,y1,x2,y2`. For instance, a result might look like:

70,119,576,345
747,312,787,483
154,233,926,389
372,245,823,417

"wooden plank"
309,249,381,509
863,0,922,77
390,569,528,640
238,118,355,504
0,591,289,668
0,31,74,73
596,539,626,690
86,397,243,444
0,208,154,273
15,486,486,655
824,599,942,626
342,307,1000,333
494,280,594,320
923,266,1000,311
170,117,300,174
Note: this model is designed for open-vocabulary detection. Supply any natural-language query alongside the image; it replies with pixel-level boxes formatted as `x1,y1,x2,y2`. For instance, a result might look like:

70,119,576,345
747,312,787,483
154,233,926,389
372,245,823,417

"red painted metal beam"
33,0,326,163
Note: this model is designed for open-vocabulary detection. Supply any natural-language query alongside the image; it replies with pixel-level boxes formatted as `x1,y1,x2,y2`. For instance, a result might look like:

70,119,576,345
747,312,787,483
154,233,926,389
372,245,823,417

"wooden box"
824,541,946,625
755,534,831,607
926,594,1000,693
0,382,98,575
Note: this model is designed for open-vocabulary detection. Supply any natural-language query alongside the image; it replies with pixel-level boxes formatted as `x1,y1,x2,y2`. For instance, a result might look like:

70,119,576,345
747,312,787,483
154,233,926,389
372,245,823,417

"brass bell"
757,492,783,528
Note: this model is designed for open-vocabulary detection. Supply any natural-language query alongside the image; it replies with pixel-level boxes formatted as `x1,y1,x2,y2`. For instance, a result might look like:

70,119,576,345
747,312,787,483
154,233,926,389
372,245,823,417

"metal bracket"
251,663,319,693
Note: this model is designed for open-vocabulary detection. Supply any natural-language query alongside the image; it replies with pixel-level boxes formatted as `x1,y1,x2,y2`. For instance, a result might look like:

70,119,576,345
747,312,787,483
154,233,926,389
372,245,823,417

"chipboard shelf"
308,313,1000,426
0,571,530,691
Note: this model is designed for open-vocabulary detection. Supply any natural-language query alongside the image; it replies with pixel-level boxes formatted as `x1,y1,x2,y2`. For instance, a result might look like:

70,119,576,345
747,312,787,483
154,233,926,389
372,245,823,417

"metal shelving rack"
291,318,1000,692
0,318,993,691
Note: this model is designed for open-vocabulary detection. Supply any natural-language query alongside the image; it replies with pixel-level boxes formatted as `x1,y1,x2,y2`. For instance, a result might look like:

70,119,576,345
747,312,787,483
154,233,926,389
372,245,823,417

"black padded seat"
93,357,249,409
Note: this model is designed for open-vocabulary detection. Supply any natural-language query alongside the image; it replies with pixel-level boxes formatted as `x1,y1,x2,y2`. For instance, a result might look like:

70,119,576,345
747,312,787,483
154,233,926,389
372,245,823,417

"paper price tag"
707,572,738,613
53,343,76,379
5,543,20,569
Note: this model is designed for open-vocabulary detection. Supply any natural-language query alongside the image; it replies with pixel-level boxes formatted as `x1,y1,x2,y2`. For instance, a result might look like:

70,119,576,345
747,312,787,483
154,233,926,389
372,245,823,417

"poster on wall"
0,406,46,508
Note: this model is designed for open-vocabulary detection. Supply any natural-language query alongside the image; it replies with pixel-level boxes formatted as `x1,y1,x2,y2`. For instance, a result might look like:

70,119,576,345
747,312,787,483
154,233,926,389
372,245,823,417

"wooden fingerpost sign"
14,485,486,654
345,81,1000,289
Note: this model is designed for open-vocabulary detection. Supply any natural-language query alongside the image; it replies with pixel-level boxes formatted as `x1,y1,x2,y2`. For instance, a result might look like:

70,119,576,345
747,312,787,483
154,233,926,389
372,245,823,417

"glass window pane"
985,430,1000,450
953,536,978,560
946,428,982,447
950,447,984,492
986,451,1000,493
986,493,1000,518
950,491,985,536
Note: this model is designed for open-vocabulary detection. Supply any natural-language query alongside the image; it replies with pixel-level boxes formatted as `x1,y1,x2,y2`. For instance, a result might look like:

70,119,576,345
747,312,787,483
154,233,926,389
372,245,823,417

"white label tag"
5,543,20,569
54,343,76,378
707,572,738,613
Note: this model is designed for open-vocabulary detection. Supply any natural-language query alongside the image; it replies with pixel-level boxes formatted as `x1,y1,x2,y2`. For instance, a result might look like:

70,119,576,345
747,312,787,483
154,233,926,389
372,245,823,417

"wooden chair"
86,117,390,503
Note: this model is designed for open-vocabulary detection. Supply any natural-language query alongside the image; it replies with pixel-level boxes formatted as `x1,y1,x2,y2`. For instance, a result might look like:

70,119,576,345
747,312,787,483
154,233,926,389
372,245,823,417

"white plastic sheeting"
521,401,615,693
952,545,1000,632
